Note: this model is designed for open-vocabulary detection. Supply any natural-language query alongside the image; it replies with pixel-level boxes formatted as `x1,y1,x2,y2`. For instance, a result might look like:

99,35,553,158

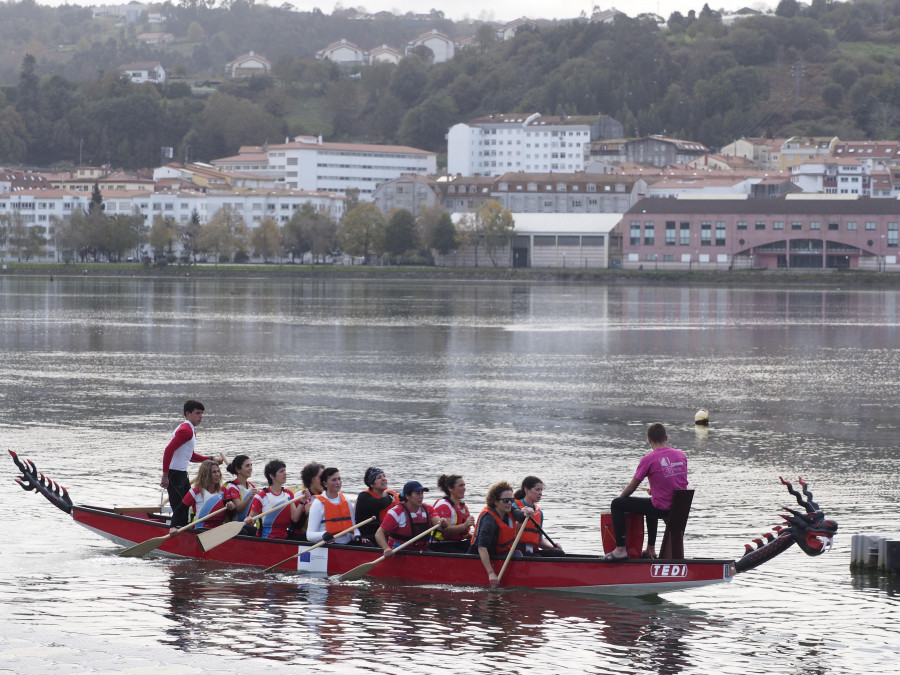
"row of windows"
629,220,900,247
2,202,75,210
484,129,589,136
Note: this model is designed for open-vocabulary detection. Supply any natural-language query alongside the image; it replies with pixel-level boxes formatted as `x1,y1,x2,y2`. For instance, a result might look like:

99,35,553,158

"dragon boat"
10,450,838,597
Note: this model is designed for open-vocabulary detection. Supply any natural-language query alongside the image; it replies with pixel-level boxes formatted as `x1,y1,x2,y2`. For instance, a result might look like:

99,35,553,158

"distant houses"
496,18,538,40
406,29,455,62
316,31,456,66
118,61,166,85
316,39,367,66
224,51,271,78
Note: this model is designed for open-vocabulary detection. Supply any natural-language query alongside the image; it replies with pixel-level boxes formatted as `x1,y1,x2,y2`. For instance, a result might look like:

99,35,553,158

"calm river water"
1,275,897,673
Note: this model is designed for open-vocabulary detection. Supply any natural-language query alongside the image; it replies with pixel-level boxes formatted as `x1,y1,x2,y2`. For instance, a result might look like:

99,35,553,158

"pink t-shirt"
634,446,688,510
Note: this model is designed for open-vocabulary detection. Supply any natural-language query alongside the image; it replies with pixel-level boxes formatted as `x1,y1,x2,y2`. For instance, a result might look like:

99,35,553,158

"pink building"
621,196,900,271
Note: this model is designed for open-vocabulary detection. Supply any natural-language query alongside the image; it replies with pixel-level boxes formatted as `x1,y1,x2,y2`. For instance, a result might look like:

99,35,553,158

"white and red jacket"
162,421,211,473
250,488,295,539
182,486,226,530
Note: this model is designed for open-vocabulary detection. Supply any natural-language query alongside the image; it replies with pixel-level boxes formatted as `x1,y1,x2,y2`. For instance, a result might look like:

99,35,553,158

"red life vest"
476,506,519,554
316,493,352,534
365,488,400,521
385,503,432,551
514,499,543,549
433,497,471,542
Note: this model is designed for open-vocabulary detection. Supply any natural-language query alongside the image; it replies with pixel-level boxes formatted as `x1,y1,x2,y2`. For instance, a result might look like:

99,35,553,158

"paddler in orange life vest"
375,481,448,556
430,473,475,554
514,475,565,557
307,467,368,546
355,467,400,541
470,480,535,588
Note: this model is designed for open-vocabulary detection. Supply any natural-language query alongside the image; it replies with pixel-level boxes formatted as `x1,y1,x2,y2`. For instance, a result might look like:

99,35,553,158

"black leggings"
167,470,191,528
611,496,669,548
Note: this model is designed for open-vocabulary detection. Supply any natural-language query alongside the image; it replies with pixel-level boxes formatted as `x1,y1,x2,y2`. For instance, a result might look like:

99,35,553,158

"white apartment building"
204,189,345,225
447,113,600,177
792,158,867,196
261,136,437,198
0,187,344,260
0,189,90,229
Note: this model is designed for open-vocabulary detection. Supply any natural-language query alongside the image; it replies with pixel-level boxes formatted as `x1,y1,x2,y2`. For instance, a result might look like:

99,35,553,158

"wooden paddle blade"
118,534,169,558
197,521,245,552
338,557,383,582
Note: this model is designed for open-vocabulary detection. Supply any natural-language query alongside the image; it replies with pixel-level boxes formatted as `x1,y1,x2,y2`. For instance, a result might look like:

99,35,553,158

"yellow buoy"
694,409,709,426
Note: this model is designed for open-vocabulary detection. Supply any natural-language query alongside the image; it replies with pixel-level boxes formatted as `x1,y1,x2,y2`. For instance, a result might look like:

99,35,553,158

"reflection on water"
157,561,709,673
2,276,899,672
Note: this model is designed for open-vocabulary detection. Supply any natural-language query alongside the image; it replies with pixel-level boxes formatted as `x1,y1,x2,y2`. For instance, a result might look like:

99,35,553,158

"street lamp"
79,138,83,166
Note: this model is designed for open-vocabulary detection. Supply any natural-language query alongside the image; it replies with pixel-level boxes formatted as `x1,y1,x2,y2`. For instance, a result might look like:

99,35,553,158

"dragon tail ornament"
9,449,73,514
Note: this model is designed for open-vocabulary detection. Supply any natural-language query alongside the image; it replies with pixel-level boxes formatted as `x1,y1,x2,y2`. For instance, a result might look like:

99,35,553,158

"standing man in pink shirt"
160,400,221,528
605,422,688,561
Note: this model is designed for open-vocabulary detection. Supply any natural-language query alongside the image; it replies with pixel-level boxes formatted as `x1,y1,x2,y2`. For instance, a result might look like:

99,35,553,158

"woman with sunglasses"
470,480,534,588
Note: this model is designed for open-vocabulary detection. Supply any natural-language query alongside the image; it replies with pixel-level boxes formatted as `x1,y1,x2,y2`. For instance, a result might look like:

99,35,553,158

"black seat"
659,489,694,559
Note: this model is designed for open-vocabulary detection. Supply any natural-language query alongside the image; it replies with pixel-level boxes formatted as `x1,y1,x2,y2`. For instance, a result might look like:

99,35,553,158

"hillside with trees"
2,0,900,168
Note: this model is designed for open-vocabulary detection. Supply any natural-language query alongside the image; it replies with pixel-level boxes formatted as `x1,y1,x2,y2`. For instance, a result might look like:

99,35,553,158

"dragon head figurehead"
779,476,838,556
735,476,837,573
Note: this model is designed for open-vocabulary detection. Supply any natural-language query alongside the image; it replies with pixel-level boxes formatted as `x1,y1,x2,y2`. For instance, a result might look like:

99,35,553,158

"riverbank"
3,261,900,287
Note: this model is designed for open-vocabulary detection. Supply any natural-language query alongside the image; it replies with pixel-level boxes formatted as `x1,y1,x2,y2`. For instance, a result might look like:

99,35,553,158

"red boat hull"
73,505,735,596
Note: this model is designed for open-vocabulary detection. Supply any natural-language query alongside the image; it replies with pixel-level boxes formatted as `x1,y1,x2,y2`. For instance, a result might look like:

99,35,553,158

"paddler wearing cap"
355,467,400,540
374,480,448,557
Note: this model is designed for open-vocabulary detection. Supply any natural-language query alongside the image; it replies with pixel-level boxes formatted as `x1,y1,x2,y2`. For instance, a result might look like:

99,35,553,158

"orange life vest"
476,506,518,554
316,493,352,533
365,488,400,521
514,499,543,549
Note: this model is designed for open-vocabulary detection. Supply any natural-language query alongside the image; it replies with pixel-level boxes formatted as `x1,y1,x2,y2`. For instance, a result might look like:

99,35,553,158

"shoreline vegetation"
3,262,900,287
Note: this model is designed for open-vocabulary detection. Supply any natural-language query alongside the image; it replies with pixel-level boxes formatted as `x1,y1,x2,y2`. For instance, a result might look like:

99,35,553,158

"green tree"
90,183,103,214
389,56,428,107
429,211,457,255
283,204,313,262
822,83,844,108
181,210,203,262
251,216,281,262
454,215,479,266
475,200,515,268
3,212,46,262
195,92,284,159
339,203,385,264
101,214,145,261
307,209,338,263
775,0,801,18
0,104,27,163
398,92,458,150
199,205,244,264
150,214,178,259
383,209,417,260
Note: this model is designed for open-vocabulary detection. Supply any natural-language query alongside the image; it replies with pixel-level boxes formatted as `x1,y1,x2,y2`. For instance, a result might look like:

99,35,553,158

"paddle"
338,523,441,582
197,493,306,552
496,516,532,585
119,504,230,557
262,516,376,573
528,516,560,549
